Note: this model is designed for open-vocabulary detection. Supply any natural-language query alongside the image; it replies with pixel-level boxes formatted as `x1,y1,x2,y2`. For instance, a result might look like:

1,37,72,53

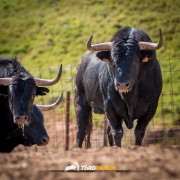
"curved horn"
36,94,63,111
0,78,12,86
34,64,62,86
138,29,163,50
86,35,112,51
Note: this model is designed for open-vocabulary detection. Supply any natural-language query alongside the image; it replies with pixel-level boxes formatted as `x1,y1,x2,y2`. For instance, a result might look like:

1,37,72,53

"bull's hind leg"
84,117,92,148
135,100,158,146
107,125,114,146
75,92,92,148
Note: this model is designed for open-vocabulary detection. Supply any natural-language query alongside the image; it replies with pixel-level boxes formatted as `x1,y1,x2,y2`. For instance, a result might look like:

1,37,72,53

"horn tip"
158,29,163,46
55,93,63,106
88,35,93,41
58,64,62,76
60,93,63,99
86,35,93,50
60,64,62,71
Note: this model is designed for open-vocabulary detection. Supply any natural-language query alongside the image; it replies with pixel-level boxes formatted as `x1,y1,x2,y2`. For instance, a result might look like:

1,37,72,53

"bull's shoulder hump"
78,51,105,72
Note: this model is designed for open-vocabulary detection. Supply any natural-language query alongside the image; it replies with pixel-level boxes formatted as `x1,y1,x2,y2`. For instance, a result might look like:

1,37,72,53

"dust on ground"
0,145,179,180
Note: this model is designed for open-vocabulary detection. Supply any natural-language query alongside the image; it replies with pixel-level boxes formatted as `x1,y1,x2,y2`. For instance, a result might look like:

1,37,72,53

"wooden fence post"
65,91,70,151
103,116,107,147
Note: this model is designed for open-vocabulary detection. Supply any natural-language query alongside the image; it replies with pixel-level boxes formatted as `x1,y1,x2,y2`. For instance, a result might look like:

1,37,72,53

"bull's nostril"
116,82,121,87
41,137,49,144
16,116,20,120
24,116,28,120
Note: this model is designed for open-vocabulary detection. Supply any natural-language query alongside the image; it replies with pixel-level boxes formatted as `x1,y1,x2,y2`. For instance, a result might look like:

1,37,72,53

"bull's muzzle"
14,115,29,126
116,81,132,94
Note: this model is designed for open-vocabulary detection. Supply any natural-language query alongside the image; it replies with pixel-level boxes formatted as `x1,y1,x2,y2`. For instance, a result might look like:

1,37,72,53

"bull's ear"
96,51,111,63
36,87,49,96
141,51,154,63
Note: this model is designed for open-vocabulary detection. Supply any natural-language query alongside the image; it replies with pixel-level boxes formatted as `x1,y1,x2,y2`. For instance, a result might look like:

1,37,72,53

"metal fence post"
65,91,70,151
103,116,107,147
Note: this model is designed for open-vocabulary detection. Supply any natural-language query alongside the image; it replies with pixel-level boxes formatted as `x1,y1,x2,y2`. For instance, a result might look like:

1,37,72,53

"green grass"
0,0,179,68
0,0,179,124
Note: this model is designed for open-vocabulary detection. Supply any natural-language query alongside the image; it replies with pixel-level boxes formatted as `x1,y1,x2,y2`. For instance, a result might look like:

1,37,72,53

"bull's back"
75,51,107,113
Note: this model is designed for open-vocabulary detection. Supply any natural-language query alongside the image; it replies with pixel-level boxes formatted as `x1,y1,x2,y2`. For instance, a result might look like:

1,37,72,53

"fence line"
15,58,180,152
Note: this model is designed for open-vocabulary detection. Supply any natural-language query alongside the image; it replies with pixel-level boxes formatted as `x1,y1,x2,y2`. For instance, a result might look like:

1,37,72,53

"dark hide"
0,56,49,125
75,27,162,147
0,105,49,153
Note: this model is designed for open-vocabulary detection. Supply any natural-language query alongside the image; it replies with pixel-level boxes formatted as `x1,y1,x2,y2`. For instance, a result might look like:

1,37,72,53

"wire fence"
16,58,180,152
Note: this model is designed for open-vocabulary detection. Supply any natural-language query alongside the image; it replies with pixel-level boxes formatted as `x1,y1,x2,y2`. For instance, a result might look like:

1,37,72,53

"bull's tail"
84,113,92,149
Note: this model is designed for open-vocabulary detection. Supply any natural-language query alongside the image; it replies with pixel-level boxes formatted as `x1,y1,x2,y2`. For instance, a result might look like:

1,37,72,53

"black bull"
0,56,63,152
75,27,163,148
0,56,62,126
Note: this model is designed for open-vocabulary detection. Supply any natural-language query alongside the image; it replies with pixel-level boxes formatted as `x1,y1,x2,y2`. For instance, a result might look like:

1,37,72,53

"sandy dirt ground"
0,145,179,180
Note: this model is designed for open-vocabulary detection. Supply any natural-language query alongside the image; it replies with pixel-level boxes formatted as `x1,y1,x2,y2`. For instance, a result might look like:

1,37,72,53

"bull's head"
2,94,63,152
0,64,62,127
22,94,63,147
86,29,163,94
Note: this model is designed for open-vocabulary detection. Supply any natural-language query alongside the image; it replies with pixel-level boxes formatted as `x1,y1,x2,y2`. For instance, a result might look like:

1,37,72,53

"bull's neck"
120,86,138,123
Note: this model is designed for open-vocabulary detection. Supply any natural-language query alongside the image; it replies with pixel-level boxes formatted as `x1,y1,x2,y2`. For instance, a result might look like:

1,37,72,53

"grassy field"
0,0,179,124
0,0,179,67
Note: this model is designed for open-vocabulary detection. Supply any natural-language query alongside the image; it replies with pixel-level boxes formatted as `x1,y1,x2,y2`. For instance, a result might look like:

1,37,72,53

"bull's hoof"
127,123,134,129
76,144,82,149
73,147,82,151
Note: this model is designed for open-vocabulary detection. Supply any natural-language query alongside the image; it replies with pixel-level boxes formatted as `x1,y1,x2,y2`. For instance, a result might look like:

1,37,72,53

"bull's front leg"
135,100,158,146
105,99,123,147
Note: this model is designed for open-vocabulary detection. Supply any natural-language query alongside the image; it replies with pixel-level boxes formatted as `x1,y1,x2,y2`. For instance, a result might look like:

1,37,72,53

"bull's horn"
34,64,62,86
36,94,63,111
86,35,112,51
138,29,163,50
0,78,12,86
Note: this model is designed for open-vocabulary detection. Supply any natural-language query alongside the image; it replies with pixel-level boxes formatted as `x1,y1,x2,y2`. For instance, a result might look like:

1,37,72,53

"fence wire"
15,58,180,152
